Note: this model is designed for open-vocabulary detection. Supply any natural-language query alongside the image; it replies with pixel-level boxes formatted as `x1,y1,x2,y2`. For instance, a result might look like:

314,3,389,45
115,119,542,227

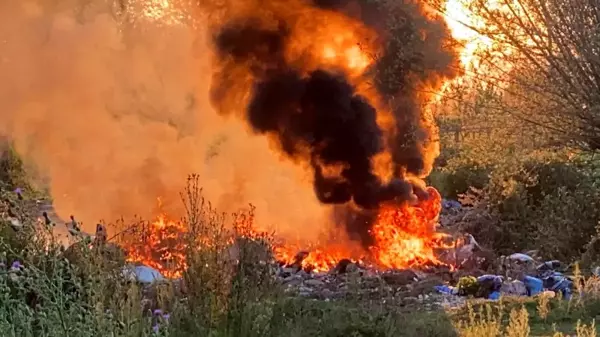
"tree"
429,0,600,152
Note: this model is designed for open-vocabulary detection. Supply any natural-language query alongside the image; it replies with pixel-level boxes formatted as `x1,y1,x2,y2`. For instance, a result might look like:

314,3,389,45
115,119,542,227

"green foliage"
429,166,490,199
457,276,480,297
0,143,48,199
3,175,600,336
450,293,600,335
0,144,29,192
450,157,600,260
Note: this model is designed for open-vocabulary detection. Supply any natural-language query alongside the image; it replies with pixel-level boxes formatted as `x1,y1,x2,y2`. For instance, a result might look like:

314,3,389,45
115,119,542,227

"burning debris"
109,188,456,282
121,214,188,278
0,0,460,286
274,186,450,272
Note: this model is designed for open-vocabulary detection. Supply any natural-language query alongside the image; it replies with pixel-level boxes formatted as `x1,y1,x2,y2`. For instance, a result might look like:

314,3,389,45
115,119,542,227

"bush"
429,165,490,200
0,144,28,192
4,172,600,335
452,159,600,260
0,142,47,198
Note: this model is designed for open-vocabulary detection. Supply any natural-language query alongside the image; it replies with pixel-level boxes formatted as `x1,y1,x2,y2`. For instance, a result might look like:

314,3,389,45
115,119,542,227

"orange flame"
274,242,364,273
273,187,450,272
370,187,450,269
121,186,450,277
124,213,188,278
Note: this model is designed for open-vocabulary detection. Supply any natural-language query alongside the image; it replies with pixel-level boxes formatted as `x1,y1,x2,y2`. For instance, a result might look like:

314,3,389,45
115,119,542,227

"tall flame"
370,187,449,269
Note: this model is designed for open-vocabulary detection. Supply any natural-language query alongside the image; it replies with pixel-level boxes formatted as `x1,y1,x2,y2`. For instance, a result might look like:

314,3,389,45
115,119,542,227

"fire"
282,8,380,82
124,213,188,278
370,187,450,269
274,187,450,272
274,242,364,273
319,36,372,76
124,186,450,276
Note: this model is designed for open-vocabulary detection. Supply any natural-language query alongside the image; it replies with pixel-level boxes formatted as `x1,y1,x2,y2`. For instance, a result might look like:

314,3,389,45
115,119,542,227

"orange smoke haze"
0,0,329,240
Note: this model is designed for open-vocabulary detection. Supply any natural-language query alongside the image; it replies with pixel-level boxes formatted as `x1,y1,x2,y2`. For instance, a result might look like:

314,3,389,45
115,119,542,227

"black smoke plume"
212,20,416,210
208,0,458,246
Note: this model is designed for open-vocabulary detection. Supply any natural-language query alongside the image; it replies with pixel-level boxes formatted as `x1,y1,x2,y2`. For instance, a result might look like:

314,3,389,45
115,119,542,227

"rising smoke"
208,0,458,244
213,21,398,209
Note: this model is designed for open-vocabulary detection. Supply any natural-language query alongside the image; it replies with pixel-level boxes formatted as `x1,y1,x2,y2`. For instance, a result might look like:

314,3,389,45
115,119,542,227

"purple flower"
10,261,22,269
151,310,170,334
14,188,22,194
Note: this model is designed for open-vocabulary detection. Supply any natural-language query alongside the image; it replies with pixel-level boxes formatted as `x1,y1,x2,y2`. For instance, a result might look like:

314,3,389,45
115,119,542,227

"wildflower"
151,310,170,334
8,261,23,282
10,261,22,270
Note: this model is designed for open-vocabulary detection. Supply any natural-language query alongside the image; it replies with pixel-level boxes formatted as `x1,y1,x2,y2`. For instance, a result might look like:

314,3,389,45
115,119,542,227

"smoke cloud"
207,0,458,243
0,0,330,240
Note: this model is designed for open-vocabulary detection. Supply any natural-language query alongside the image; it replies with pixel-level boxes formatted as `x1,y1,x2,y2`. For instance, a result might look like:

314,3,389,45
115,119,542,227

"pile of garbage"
274,260,468,309
113,234,579,309
435,253,575,300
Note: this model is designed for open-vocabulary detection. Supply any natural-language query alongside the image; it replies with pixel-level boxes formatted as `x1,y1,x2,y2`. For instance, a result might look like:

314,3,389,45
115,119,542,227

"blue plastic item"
488,291,501,300
434,285,457,295
477,275,504,289
476,275,504,299
523,276,543,296
134,266,165,284
544,275,573,300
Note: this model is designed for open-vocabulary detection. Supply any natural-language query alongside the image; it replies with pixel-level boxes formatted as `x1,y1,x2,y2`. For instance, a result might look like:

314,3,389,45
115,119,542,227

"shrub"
0,143,31,193
429,165,490,200
453,159,600,260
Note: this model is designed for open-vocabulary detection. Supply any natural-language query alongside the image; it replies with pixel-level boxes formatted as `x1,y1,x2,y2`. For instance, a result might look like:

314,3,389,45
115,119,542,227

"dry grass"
537,292,551,321
454,303,503,337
